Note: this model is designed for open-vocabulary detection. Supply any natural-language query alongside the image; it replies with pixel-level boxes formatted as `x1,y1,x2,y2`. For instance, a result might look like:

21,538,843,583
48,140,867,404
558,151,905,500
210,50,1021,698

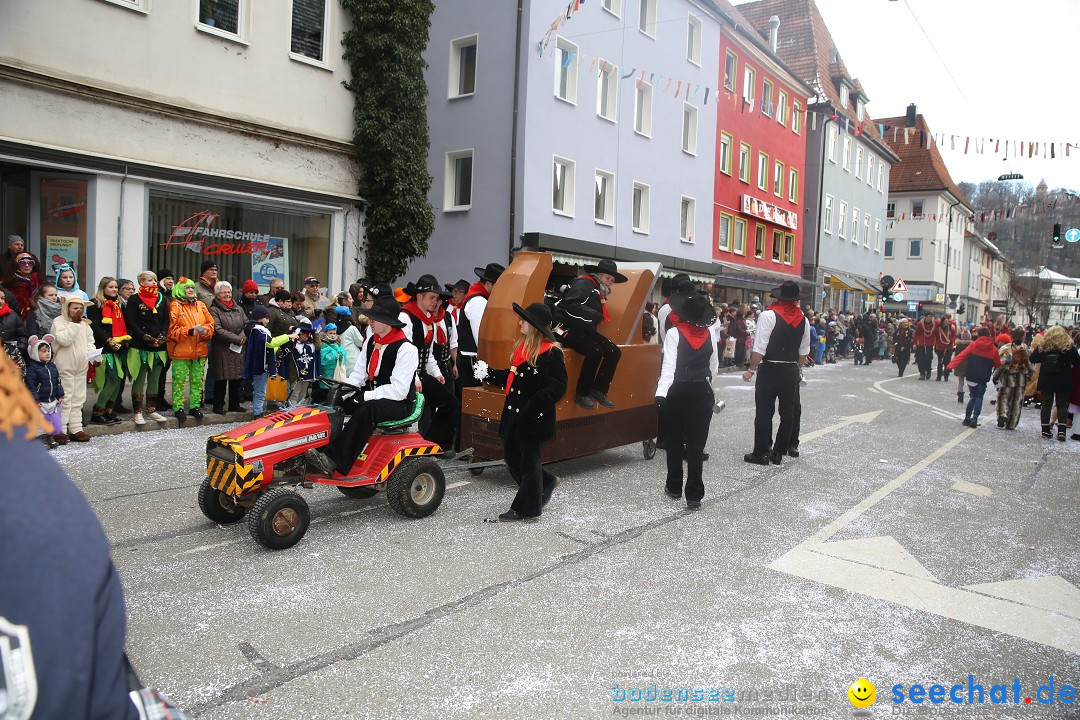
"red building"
711,9,813,299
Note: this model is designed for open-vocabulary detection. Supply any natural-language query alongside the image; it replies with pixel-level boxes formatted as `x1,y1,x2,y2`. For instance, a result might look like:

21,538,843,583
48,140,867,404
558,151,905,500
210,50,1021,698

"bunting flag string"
538,0,589,57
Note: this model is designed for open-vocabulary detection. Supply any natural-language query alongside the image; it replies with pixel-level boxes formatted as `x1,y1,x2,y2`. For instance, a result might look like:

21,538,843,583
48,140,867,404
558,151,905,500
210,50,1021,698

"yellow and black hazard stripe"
231,408,324,442
377,445,441,482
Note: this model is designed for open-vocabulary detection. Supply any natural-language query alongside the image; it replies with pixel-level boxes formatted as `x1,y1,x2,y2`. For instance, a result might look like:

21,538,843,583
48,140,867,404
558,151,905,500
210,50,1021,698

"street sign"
1066,228,1080,244
907,301,918,311
992,300,1007,308
890,277,909,293
935,293,945,303
892,293,904,301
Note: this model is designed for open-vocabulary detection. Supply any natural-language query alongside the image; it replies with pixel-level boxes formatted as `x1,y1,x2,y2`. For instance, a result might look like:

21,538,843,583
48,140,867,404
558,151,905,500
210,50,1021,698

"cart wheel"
468,464,486,477
386,458,446,518
198,477,247,524
248,487,310,550
337,485,379,500
643,439,657,460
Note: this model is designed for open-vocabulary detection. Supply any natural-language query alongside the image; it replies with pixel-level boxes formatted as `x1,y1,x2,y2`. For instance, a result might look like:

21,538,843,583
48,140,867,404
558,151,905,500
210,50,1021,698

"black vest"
673,331,713,382
404,312,435,376
764,314,806,362
363,337,416,400
457,294,485,354
433,313,454,374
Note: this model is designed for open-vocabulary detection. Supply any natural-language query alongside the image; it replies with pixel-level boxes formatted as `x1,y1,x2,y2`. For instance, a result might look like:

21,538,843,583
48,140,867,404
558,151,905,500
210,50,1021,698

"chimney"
768,16,780,52
905,103,917,128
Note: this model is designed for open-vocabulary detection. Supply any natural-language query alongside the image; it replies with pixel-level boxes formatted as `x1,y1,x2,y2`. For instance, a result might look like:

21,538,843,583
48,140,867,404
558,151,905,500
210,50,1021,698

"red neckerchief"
580,275,611,323
368,328,407,381
401,300,447,346
767,301,804,327
137,286,159,312
676,322,709,350
103,297,128,337
447,301,461,323
222,299,235,309
506,340,554,394
0,300,11,318
464,282,489,304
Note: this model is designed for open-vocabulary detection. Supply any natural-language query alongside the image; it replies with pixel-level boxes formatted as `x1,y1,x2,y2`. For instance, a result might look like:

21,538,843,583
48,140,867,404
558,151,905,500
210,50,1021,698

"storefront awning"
827,271,860,291
543,251,711,284
713,263,805,293
850,277,881,294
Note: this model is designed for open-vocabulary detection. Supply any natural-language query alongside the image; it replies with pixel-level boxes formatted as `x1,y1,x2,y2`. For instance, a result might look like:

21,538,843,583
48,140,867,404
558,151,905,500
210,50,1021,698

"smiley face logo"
848,678,876,708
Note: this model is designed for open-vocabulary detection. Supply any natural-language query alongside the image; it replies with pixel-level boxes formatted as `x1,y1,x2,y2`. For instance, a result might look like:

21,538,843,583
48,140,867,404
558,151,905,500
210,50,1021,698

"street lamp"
997,173,1024,181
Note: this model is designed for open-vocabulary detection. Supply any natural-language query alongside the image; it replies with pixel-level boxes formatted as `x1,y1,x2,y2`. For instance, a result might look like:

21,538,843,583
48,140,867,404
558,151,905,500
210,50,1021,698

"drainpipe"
943,199,963,311
508,0,524,260
809,104,834,313
117,166,128,277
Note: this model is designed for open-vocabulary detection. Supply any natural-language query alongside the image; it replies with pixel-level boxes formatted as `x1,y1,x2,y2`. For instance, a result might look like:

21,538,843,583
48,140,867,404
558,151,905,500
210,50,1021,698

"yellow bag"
266,375,288,403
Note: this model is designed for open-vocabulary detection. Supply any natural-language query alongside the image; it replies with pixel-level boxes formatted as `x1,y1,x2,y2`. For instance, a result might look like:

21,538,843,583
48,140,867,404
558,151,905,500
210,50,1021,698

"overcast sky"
792,0,1080,193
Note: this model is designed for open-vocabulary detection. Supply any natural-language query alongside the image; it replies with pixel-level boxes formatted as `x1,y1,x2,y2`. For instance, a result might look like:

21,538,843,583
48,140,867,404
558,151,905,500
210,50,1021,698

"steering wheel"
318,378,364,408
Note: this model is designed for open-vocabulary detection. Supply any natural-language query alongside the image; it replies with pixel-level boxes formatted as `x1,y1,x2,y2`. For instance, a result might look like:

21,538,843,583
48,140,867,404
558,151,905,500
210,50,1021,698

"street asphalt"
53,358,1079,719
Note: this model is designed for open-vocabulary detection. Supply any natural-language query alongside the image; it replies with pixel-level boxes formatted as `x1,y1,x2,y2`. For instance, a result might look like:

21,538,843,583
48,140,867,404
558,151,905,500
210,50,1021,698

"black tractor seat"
374,393,425,436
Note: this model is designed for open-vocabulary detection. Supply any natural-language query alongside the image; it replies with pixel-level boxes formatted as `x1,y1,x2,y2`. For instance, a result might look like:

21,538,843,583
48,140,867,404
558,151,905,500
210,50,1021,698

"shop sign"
163,211,275,256
45,199,86,219
741,195,798,231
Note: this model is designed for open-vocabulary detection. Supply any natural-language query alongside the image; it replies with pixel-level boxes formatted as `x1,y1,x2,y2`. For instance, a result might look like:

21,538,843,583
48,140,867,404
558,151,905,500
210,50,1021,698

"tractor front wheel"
198,477,247,524
386,458,445,519
248,487,310,550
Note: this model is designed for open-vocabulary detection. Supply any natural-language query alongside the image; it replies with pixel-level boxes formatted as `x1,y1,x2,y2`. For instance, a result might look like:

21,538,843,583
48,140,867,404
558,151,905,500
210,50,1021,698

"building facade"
1,0,363,294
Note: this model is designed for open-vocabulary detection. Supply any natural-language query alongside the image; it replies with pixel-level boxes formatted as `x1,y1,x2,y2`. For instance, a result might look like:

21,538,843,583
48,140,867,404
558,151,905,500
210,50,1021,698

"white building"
1,0,363,293
1013,267,1080,328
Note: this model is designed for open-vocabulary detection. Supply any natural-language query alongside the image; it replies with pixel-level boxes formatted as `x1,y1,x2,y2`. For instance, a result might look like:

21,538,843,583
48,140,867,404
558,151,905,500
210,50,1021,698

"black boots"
957,391,964,404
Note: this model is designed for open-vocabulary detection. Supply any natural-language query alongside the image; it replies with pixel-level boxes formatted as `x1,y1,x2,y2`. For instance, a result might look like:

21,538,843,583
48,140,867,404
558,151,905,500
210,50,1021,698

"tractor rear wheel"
198,477,247,524
386,458,445,519
248,487,310,550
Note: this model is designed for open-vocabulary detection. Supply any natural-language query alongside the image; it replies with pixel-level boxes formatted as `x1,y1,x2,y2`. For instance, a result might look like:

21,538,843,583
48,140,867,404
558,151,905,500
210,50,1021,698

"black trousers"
914,346,934,376
323,398,409,473
894,349,911,376
663,380,714,502
418,373,456,450
455,354,480,451
212,378,242,410
561,329,621,396
789,384,801,452
504,432,557,517
935,348,954,378
753,363,800,455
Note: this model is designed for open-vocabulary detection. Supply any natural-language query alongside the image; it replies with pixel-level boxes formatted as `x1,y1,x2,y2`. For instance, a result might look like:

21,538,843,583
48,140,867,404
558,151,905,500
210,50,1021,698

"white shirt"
657,303,673,331
398,310,444,379
655,326,718,398
346,333,419,402
751,309,812,357
460,295,488,354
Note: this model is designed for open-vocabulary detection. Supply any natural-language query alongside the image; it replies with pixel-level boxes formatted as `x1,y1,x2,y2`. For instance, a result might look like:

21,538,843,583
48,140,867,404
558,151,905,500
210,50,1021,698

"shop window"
38,176,90,282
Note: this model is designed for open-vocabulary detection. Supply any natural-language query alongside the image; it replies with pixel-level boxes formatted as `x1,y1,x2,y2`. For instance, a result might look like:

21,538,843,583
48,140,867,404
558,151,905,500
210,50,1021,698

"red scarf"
463,281,489,304
222,299,234,309
506,340,554,394
367,328,407,381
767,301,804,328
676,322,709,349
0,300,11,318
102,298,128,337
401,300,447,346
138,286,160,312
581,275,611,323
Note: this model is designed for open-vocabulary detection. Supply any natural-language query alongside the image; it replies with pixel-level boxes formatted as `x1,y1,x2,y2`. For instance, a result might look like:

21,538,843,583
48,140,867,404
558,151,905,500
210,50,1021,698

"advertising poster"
252,236,288,291
45,235,80,278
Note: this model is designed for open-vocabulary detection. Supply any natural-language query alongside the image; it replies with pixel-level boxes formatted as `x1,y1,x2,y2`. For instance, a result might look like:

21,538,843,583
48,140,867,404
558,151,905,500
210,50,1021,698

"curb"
78,409,253,439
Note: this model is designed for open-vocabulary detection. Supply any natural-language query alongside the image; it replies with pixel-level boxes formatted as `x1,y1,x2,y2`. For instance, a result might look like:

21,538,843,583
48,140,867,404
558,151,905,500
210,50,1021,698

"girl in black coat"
482,302,568,521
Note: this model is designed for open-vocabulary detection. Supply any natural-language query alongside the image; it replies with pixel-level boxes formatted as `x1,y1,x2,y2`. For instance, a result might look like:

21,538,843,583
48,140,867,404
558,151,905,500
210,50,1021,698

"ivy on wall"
342,0,435,283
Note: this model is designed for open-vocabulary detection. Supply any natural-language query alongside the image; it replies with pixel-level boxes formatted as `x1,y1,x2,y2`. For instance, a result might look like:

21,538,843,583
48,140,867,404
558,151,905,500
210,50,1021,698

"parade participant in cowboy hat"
478,302,567,521
555,258,627,409
167,277,215,422
912,312,937,380
305,295,419,477
892,318,914,377
455,263,505,448
23,333,64,449
742,280,812,466
399,274,457,452
657,273,693,334
50,295,97,443
122,271,170,425
87,277,131,425
947,326,1001,429
993,328,1033,430
655,292,717,510
444,279,469,325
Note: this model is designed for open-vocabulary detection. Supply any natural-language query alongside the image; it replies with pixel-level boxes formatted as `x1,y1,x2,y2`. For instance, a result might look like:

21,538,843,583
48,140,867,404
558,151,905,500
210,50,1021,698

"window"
638,0,657,36
448,35,478,98
827,124,838,163
863,214,870,247
855,146,864,179
823,195,834,233
682,104,698,155
754,225,765,258
198,0,244,37
874,220,881,252
773,161,784,198
602,0,622,16
290,0,329,63
842,136,851,171
98,0,149,12
632,182,650,233
724,51,737,92
555,38,578,103
680,197,696,243
788,168,798,204
909,239,921,258
884,239,894,258
856,99,865,122
686,14,702,65
912,200,924,218
742,65,756,106
866,155,874,186
444,149,474,211
887,202,895,219
761,79,773,117
877,164,884,192
719,132,733,175
594,170,615,225
851,208,859,243
552,156,576,216
733,218,746,255
738,143,751,183
838,201,848,238
634,81,653,136
772,230,783,262
783,233,794,264
792,102,802,134
839,84,849,108
597,60,617,121
777,91,788,126
757,152,769,192
718,213,732,251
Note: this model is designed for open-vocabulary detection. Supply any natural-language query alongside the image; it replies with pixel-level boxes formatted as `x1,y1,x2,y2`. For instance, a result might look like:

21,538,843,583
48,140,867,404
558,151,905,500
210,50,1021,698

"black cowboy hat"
364,282,394,301
768,280,812,301
403,273,452,299
445,279,470,293
473,263,506,284
671,292,717,328
513,302,558,343
362,295,406,328
583,258,628,283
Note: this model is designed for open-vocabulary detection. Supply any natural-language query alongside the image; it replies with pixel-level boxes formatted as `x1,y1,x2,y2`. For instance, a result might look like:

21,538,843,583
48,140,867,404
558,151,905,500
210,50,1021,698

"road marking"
873,375,961,418
445,480,472,490
933,409,960,420
176,539,235,556
962,576,1080,620
950,479,992,497
814,535,939,581
800,410,883,444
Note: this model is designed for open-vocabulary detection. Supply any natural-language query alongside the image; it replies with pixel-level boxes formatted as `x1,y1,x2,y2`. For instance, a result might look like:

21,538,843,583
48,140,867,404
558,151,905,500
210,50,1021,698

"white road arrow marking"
800,410,883,443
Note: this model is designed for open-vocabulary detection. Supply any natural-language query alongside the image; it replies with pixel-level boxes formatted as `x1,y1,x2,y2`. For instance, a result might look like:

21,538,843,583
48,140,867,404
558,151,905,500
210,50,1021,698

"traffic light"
958,303,966,316
1052,223,1063,248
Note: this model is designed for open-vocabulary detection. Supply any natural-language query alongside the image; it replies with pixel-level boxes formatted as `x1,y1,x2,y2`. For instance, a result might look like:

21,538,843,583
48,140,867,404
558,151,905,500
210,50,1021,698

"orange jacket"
167,299,215,360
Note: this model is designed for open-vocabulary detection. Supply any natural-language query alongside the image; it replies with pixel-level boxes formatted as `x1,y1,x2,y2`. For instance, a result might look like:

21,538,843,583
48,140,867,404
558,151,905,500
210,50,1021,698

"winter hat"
55,263,82,293
7,235,24,248
172,276,196,300
995,332,1012,346
241,279,259,293
323,323,337,333
251,305,270,321
960,328,971,341
333,304,351,317
156,268,175,283
200,260,218,275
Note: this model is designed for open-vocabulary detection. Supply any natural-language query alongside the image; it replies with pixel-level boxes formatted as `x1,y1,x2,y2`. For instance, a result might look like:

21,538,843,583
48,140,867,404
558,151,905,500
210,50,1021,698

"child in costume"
284,317,320,408
167,276,215,421
243,305,295,418
86,277,131,425
55,263,89,301
123,270,169,425
24,334,65,448
50,295,97,443
319,323,348,384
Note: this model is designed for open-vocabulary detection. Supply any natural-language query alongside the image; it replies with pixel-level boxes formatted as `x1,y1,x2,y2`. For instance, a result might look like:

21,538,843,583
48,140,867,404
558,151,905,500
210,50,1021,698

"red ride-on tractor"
197,379,446,550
